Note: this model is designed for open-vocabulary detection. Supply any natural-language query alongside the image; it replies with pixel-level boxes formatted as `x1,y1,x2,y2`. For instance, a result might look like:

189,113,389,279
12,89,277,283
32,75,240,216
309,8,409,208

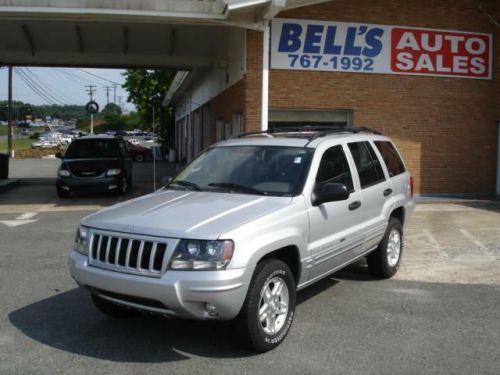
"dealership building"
166,0,500,196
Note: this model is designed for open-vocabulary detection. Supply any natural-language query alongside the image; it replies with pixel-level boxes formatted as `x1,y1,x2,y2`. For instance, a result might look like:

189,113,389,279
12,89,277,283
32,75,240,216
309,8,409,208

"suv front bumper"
68,250,254,320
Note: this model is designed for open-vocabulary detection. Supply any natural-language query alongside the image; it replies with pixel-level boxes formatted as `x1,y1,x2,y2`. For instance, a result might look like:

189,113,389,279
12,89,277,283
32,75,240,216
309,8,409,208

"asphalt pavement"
0,178,499,374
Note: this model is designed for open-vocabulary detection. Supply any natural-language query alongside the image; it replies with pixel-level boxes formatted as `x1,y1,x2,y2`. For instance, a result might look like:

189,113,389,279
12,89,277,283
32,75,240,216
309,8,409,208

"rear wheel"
238,259,296,352
367,218,403,278
91,294,136,318
134,153,145,162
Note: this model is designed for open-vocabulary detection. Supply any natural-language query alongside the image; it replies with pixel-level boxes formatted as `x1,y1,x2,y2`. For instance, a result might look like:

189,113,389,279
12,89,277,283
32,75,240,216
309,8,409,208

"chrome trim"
88,229,178,278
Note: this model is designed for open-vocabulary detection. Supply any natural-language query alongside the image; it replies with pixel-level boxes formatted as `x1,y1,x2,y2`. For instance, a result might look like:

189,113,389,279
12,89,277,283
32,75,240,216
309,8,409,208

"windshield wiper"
208,182,265,195
169,180,202,191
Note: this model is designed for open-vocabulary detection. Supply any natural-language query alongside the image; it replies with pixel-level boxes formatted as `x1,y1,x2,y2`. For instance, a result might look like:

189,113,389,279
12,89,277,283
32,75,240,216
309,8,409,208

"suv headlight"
74,225,89,255
169,240,234,270
58,169,70,177
106,168,121,176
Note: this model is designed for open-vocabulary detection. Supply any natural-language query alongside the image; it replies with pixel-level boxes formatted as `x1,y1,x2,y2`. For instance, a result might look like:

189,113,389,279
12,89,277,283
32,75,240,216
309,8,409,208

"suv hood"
82,189,292,239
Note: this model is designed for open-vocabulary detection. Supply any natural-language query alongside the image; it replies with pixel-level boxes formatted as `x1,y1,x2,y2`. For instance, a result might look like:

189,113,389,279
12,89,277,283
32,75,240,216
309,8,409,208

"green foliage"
0,100,87,122
122,69,175,148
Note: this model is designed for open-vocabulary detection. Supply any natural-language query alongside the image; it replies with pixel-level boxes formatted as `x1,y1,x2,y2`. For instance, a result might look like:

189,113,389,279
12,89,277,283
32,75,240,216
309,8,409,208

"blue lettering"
303,24,324,53
278,23,303,52
344,27,362,56
323,26,342,55
362,28,384,57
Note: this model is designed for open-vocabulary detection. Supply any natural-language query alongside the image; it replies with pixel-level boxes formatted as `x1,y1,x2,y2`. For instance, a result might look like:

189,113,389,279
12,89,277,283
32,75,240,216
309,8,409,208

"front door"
308,144,365,279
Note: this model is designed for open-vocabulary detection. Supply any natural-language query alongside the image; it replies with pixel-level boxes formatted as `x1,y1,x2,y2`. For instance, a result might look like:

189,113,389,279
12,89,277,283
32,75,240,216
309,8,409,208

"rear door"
308,144,365,279
347,141,392,251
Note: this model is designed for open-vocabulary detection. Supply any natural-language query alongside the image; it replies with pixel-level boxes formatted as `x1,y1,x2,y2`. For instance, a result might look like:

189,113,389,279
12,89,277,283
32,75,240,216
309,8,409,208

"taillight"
409,176,414,198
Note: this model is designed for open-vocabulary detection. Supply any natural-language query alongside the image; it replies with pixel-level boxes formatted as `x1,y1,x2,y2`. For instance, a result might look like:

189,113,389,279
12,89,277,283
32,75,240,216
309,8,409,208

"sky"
0,67,135,111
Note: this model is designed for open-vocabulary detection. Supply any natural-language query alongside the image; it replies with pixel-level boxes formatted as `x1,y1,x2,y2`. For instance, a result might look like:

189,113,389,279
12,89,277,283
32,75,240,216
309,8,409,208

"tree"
122,69,175,148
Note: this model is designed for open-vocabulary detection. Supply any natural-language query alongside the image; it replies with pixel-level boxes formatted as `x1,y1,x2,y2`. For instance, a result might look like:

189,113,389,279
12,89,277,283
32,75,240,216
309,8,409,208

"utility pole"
118,95,123,110
112,83,119,103
7,66,13,158
85,85,96,134
104,85,111,105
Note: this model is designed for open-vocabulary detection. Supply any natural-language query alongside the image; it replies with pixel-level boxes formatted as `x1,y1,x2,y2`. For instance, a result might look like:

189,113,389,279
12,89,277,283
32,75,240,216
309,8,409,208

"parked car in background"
68,127,414,351
128,138,141,146
126,141,153,162
56,135,133,198
31,139,60,149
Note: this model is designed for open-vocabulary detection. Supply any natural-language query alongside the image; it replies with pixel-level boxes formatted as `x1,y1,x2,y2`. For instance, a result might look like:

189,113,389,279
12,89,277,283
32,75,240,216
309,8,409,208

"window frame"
373,140,406,178
347,141,387,189
314,144,355,194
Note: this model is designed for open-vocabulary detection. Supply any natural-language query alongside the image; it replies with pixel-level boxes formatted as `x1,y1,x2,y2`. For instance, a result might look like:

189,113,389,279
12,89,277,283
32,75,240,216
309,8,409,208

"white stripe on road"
422,229,448,258
459,229,496,260
16,212,38,220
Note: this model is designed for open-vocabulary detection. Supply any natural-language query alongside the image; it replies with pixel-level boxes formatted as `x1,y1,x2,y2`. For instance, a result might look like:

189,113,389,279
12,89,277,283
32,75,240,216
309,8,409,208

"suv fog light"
205,303,218,316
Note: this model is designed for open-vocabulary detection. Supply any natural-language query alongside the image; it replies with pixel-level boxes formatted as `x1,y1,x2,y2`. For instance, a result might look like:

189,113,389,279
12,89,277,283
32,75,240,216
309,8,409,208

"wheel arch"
257,245,301,285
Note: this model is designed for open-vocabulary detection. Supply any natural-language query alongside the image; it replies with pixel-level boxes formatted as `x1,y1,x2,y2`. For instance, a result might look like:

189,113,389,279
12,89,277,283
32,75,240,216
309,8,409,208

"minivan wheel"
91,294,137,318
239,259,296,352
367,218,404,278
56,185,70,198
117,176,128,195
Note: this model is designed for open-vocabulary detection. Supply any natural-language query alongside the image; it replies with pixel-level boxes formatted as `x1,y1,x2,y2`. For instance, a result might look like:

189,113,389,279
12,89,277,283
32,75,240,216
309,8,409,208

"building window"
216,118,224,142
232,112,243,136
203,104,211,148
224,121,231,139
269,109,352,129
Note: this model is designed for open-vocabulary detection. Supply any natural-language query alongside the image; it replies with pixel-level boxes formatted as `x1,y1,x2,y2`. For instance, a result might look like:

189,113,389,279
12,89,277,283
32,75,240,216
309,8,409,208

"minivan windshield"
65,139,121,159
169,146,313,196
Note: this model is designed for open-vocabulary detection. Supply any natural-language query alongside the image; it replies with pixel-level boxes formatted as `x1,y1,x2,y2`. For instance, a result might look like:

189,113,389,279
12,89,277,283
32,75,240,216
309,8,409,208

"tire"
117,176,128,195
91,294,136,319
238,259,296,352
56,185,70,198
134,153,145,162
367,218,404,278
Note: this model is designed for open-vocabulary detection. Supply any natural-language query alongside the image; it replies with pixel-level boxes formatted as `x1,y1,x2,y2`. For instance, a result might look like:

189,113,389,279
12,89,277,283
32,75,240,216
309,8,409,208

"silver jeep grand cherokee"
69,127,414,351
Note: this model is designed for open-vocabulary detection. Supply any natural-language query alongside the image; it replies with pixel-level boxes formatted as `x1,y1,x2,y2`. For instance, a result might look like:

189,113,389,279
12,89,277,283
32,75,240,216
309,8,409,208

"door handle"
348,201,362,211
383,188,393,197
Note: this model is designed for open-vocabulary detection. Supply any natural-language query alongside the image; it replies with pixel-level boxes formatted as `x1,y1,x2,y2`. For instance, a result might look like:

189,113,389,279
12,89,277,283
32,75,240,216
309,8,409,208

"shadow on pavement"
8,263,372,362
8,288,254,362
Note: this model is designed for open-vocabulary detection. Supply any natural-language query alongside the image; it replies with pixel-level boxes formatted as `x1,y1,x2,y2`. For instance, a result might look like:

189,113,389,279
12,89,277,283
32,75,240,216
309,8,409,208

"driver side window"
315,145,354,193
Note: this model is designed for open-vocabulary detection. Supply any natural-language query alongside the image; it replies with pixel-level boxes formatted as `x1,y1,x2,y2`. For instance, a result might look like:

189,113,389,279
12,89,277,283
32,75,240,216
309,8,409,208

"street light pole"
7,66,13,158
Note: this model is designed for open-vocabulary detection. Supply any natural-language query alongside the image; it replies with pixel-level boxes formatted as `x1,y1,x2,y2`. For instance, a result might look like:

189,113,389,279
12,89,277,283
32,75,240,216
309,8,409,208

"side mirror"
55,152,63,159
312,183,350,206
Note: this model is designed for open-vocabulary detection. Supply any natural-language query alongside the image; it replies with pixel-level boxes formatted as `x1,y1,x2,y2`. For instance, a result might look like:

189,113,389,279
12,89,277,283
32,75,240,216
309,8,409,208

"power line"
76,68,120,84
15,68,62,105
22,67,71,105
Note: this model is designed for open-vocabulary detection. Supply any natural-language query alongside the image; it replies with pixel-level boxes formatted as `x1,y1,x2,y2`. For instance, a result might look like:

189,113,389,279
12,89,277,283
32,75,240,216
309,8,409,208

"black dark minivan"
56,135,133,198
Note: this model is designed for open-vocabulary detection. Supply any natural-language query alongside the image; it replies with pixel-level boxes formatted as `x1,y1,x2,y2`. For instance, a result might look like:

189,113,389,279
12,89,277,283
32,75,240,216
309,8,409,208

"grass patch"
0,139,34,153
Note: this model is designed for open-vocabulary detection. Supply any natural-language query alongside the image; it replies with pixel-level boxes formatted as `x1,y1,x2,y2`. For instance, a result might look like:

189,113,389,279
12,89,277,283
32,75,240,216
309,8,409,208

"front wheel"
367,218,404,278
238,259,296,352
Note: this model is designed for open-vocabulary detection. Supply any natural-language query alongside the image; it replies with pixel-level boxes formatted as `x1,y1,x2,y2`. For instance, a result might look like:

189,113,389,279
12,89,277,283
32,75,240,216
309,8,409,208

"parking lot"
1,170,500,374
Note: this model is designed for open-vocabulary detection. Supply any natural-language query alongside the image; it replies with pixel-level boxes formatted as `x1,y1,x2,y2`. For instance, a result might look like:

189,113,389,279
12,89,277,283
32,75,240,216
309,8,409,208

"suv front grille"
88,231,171,277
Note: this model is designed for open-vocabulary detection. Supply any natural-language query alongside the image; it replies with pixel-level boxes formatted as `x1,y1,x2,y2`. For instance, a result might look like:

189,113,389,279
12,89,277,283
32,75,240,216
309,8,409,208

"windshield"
65,139,121,159
169,146,313,196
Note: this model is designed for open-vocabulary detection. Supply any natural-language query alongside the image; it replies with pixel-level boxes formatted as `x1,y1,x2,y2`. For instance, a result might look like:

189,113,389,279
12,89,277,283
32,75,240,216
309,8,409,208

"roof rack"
232,126,382,146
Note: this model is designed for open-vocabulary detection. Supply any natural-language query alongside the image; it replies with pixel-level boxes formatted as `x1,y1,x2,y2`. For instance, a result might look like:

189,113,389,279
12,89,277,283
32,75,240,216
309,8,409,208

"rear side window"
348,141,385,188
315,145,354,192
375,141,406,177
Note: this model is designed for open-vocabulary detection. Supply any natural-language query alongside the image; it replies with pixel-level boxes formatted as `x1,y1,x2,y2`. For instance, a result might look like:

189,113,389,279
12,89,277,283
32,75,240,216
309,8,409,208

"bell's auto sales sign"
271,18,492,80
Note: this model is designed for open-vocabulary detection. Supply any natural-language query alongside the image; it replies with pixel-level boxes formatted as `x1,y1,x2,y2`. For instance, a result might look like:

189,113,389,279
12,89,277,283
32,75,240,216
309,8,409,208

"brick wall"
242,0,499,194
